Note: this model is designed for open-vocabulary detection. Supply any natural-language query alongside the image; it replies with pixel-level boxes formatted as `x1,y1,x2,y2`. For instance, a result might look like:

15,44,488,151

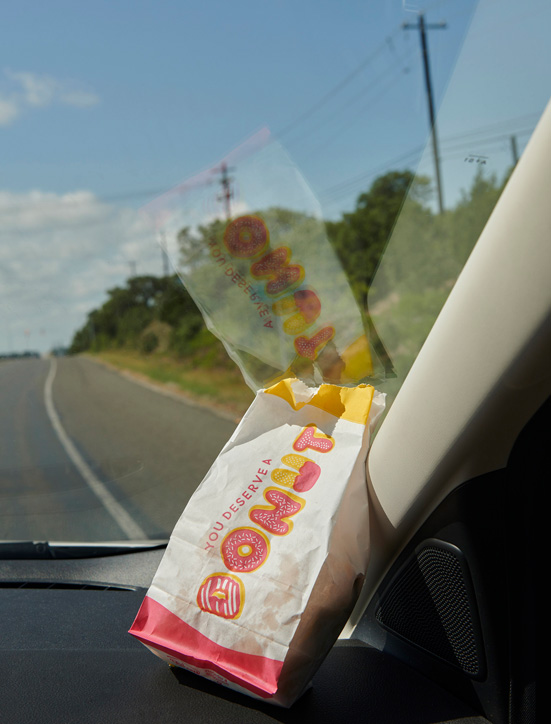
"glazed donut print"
221,527,270,573
223,215,269,259
197,572,245,619
249,487,305,536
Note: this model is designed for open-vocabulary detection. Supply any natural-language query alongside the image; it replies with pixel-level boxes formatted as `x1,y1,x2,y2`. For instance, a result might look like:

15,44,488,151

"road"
0,357,237,542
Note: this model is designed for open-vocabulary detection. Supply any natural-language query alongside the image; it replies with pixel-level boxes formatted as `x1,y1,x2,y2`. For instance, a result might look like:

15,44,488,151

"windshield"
1,0,549,545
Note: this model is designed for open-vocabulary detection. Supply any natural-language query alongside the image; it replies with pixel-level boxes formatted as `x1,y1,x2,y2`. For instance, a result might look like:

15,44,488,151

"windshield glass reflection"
1,0,548,543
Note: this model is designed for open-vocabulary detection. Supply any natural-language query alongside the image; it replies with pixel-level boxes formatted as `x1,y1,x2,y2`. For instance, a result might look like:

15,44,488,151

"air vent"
375,540,484,677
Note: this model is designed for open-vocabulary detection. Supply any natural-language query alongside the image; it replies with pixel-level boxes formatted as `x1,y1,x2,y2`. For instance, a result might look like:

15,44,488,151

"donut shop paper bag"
129,379,385,706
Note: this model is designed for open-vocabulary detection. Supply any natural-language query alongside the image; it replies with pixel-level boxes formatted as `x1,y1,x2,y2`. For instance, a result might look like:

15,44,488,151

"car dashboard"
0,545,489,723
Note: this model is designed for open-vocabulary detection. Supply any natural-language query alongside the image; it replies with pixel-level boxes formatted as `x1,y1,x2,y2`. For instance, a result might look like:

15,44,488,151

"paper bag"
130,379,384,706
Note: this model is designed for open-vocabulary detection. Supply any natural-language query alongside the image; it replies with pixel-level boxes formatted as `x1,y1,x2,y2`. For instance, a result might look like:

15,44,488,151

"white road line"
44,358,147,540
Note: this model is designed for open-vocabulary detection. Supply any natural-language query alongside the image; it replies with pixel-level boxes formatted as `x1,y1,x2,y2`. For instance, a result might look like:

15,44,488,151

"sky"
1,0,549,354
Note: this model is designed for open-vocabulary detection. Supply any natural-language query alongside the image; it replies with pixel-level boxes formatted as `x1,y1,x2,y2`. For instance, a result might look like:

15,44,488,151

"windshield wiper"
0,540,168,560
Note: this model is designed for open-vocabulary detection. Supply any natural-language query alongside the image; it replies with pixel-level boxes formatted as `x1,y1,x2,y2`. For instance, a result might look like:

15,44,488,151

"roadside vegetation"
70,275,255,415
69,168,507,412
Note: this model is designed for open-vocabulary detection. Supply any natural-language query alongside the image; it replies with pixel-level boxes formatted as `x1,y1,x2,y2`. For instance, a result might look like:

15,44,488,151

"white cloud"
7,70,58,107
58,88,100,108
0,69,100,126
0,190,160,353
0,96,19,125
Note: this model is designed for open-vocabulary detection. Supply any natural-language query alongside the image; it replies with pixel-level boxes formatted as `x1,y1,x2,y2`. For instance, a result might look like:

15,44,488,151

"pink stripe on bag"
129,596,283,698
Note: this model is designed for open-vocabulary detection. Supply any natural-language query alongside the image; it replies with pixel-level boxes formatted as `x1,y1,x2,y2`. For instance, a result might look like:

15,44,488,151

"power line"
318,144,426,203
439,128,534,157
276,31,402,140
300,74,416,166
103,118,534,212
439,113,540,145
287,46,416,154
2,112,537,224
317,124,536,207
439,135,532,164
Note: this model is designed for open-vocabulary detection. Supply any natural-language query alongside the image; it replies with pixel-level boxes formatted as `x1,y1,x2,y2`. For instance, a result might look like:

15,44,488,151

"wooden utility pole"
403,14,447,214
159,230,170,277
218,162,234,221
510,135,519,166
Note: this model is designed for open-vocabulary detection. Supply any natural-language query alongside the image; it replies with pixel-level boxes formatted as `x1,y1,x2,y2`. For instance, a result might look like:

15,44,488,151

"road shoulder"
83,355,244,424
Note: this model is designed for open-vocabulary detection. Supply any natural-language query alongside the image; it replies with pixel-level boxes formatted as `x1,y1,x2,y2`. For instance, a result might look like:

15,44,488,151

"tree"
448,168,503,268
326,170,430,308
69,275,178,352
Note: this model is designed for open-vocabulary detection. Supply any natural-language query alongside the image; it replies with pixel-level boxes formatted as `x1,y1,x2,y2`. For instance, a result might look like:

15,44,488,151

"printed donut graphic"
197,572,245,619
221,526,270,573
223,215,269,259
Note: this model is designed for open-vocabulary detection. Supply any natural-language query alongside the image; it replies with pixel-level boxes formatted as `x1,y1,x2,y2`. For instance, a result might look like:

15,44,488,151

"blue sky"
1,0,549,353
0,1,473,205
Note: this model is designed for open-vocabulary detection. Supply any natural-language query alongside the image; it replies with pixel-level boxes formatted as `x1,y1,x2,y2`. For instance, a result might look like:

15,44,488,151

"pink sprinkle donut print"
221,527,270,573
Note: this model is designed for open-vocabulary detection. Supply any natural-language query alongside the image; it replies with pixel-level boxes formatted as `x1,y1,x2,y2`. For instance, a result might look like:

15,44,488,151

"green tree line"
70,167,506,368
69,274,224,363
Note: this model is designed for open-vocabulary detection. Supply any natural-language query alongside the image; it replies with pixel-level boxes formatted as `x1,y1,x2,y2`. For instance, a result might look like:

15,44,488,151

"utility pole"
510,135,519,166
403,13,446,214
159,230,170,277
218,162,234,221
129,260,137,278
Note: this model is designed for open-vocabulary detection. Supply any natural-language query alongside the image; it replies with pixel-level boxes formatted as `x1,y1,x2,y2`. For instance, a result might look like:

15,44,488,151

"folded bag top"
265,379,375,425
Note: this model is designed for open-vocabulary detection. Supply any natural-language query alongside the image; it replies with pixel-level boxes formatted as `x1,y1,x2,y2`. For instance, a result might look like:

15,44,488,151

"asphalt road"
0,357,237,542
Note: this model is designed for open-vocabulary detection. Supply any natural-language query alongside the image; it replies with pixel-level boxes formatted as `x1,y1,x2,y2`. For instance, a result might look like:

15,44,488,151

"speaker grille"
375,542,482,676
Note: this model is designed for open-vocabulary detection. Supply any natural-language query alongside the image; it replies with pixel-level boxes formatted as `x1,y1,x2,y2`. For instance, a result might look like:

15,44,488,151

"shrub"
140,331,159,354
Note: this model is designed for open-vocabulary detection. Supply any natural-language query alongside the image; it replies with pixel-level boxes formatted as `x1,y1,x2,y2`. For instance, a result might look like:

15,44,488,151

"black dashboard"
1,547,488,724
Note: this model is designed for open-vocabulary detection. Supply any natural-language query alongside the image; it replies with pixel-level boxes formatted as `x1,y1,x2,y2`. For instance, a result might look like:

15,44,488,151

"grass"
87,349,255,418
